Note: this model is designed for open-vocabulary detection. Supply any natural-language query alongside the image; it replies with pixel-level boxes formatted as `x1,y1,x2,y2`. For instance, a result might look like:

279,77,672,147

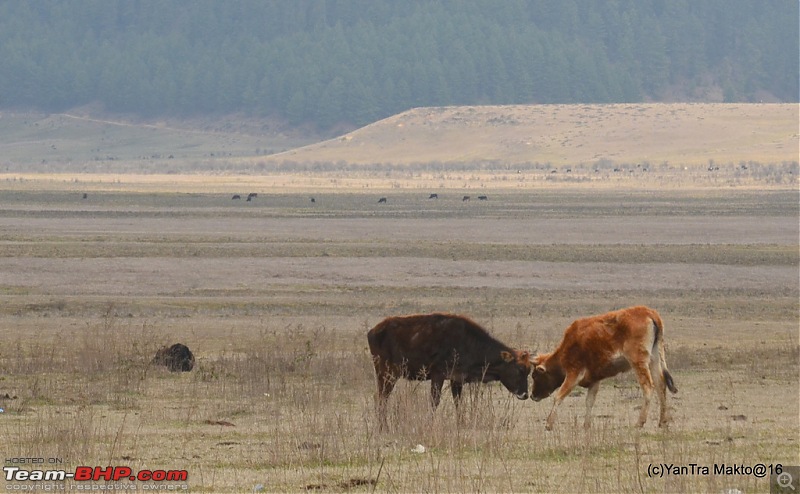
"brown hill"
262,103,798,167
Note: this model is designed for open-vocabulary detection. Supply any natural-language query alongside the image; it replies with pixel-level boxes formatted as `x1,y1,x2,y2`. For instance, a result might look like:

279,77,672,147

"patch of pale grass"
1,313,797,492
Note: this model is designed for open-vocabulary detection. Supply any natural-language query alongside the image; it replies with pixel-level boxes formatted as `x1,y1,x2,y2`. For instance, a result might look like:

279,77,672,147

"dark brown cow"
531,306,677,430
367,313,532,430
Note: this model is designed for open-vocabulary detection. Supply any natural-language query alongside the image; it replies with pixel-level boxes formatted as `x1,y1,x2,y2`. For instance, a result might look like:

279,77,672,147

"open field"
0,181,797,492
263,103,798,168
1,105,797,191
0,110,321,171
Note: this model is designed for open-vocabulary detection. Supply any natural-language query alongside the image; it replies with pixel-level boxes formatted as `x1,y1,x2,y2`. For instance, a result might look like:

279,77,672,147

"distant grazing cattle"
378,197,387,203
247,193,258,199
462,196,470,201
82,193,88,199
477,195,488,201
246,196,252,202
231,194,241,200
531,306,677,430
367,313,532,430
429,193,438,199
310,197,316,203
152,343,195,372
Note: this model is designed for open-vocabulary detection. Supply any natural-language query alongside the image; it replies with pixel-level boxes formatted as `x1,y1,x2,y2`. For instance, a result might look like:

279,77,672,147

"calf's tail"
651,311,678,394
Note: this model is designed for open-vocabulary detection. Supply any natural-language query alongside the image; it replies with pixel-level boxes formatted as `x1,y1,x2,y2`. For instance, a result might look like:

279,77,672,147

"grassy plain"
0,101,798,492
264,103,798,168
0,180,797,492
1,105,797,188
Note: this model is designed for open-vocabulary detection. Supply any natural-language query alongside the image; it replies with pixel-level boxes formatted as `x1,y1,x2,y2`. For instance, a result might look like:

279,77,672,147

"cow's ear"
500,351,514,363
535,365,546,374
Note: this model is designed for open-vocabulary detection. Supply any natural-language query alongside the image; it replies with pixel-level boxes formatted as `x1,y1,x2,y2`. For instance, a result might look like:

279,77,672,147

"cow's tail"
651,310,678,394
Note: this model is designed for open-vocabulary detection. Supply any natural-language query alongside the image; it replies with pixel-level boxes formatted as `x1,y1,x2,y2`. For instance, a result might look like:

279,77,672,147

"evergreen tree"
0,0,794,128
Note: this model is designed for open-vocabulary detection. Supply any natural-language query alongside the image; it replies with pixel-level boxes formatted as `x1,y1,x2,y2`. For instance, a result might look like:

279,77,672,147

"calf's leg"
584,381,600,429
546,371,580,431
649,355,670,427
631,359,655,427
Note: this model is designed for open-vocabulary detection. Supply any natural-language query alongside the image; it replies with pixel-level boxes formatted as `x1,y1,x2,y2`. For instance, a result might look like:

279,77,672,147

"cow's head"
497,349,532,400
530,353,563,401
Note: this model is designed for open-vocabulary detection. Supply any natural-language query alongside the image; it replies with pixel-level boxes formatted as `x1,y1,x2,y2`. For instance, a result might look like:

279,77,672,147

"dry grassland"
0,111,314,169
0,182,797,493
263,103,798,168
1,105,797,193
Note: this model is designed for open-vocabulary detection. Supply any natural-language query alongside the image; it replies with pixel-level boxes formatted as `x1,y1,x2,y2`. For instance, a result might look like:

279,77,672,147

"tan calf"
531,306,677,430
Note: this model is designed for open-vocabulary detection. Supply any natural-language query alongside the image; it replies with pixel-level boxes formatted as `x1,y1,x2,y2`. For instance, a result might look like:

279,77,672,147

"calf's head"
530,353,563,401
496,350,532,400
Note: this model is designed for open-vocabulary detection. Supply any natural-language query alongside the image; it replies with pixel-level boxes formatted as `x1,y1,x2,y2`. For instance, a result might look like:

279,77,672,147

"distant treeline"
0,0,796,128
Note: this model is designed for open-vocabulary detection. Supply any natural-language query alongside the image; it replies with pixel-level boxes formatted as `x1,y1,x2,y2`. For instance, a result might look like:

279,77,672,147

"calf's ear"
535,365,546,374
500,351,514,363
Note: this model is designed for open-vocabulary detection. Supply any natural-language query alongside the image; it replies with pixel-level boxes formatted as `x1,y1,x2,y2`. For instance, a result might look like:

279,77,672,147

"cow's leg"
584,381,600,429
375,370,396,431
451,380,465,425
631,357,655,427
430,373,445,410
450,381,463,406
650,355,669,427
545,371,580,431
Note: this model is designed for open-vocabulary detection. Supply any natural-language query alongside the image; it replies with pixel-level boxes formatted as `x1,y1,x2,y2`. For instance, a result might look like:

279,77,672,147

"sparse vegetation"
3,104,795,185
0,185,796,492
261,103,799,172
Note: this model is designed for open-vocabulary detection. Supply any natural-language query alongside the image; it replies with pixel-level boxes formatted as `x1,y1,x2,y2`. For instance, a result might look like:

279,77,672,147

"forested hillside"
0,0,796,129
